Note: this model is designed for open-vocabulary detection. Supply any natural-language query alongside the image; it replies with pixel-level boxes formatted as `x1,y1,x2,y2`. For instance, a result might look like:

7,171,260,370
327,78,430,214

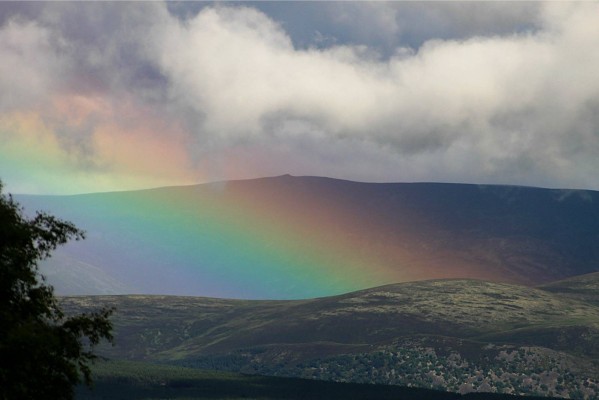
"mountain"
62,278,599,398
16,175,599,299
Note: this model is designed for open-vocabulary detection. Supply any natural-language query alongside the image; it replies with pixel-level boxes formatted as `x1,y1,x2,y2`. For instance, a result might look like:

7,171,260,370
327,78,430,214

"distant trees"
0,181,113,399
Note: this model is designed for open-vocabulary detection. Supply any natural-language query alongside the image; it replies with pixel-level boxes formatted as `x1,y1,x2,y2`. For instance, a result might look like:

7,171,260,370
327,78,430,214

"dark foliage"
75,360,560,400
0,181,113,400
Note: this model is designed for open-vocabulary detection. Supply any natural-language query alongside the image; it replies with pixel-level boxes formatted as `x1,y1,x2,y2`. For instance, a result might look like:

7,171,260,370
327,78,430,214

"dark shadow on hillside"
76,373,559,400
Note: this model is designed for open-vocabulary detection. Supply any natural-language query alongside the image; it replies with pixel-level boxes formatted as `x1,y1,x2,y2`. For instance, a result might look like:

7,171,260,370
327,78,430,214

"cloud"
204,2,541,53
0,18,66,111
150,3,599,188
1,2,599,193
0,3,199,193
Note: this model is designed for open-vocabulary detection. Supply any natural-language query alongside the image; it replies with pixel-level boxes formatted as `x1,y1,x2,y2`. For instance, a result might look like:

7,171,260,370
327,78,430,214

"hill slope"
538,272,599,306
17,176,599,298
63,279,599,398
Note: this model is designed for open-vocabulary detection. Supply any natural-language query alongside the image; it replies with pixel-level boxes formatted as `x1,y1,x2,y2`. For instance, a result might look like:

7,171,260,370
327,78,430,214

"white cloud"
1,2,599,192
0,18,66,111
147,3,599,188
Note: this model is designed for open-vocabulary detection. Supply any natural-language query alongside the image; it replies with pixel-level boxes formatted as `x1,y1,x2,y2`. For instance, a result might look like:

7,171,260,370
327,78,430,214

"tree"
0,181,114,400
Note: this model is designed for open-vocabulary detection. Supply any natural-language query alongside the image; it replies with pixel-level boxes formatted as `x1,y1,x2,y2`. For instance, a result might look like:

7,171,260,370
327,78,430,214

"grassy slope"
62,279,599,362
538,272,599,306
65,279,599,398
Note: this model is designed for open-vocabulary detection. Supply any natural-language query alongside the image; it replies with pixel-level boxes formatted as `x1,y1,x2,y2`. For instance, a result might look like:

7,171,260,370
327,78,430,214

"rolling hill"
16,175,599,298
63,278,599,398
538,272,599,306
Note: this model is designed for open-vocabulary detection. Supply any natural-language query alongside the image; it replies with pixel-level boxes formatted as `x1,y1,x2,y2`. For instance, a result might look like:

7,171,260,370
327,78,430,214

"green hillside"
539,272,599,306
64,279,599,398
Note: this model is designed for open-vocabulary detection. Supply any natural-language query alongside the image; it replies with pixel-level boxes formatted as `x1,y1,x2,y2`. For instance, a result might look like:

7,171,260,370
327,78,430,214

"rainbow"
2,97,443,299
22,179,387,298
17,176,510,299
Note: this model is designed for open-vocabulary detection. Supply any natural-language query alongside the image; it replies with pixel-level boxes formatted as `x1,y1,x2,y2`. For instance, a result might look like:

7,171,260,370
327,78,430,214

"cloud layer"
1,2,599,193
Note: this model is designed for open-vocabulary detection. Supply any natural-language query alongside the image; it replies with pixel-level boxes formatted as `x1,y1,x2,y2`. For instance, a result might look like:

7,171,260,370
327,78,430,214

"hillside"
63,279,599,398
538,272,599,306
17,176,599,298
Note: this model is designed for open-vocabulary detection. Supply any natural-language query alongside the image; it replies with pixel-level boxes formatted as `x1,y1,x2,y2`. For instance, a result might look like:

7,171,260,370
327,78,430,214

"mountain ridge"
16,175,599,298
18,174,599,197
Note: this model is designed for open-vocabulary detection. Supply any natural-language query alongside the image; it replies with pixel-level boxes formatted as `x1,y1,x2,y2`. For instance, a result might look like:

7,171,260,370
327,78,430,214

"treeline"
176,343,597,399
77,360,559,400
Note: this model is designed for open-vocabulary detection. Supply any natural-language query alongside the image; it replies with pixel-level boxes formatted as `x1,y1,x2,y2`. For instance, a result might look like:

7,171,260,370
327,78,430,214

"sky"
1,1,599,195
